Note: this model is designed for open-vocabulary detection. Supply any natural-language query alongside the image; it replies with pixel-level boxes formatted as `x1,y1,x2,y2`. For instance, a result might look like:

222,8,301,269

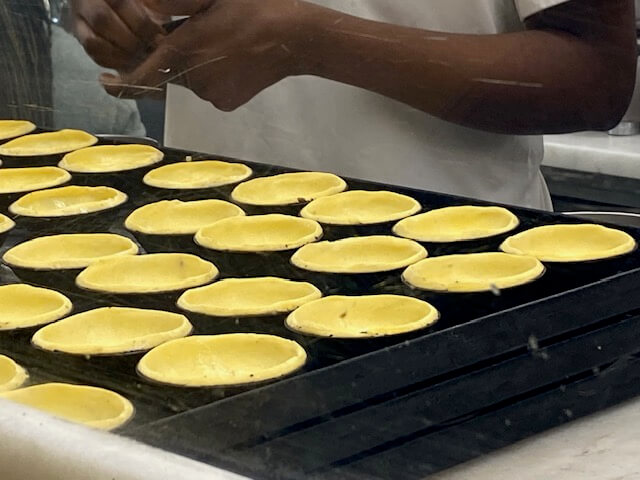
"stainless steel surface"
608,121,640,136
563,211,640,227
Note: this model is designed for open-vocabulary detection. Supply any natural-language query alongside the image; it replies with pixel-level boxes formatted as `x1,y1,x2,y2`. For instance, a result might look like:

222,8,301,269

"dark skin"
70,0,165,71
72,0,637,135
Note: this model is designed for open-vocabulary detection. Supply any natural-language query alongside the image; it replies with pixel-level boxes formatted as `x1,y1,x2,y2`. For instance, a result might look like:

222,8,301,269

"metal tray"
1,141,639,478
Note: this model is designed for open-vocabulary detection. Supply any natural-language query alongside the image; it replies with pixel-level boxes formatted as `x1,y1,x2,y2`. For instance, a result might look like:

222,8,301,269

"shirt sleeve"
514,0,571,20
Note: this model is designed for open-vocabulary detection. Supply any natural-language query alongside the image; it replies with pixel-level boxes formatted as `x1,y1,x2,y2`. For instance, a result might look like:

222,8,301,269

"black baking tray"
328,323,640,480
146,309,640,480
0,139,639,478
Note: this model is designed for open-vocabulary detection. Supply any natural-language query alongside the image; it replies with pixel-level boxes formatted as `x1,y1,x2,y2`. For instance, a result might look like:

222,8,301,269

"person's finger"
100,41,185,98
77,0,146,55
100,72,167,100
197,66,281,112
75,17,137,71
140,0,213,16
107,0,165,47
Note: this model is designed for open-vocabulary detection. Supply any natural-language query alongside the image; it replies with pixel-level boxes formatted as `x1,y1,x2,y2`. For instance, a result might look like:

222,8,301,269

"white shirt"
165,0,570,209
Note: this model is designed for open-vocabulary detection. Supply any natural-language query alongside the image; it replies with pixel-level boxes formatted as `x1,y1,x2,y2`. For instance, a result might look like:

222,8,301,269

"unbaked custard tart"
137,334,307,387
0,284,72,331
0,355,28,392
0,167,70,194
125,199,245,235
300,190,421,225
75,253,218,294
59,144,164,173
9,186,127,217
0,383,134,430
0,120,36,141
3,233,138,270
403,252,545,293
291,236,427,274
393,205,519,242
143,160,252,189
32,307,193,355
231,172,347,206
0,129,97,156
178,277,322,317
500,224,637,262
195,214,322,253
286,295,439,338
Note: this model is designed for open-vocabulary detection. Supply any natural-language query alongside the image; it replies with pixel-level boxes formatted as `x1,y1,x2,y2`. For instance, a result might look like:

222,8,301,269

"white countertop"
3,393,640,480
434,396,640,480
543,132,640,180
0,400,247,480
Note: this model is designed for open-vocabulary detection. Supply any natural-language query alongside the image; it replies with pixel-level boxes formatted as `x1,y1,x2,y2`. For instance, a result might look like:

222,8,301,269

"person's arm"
297,0,638,134
102,0,637,135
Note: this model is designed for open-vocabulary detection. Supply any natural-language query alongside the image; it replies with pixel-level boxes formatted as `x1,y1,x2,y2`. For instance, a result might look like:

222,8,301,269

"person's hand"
101,0,320,110
71,0,165,71
140,0,213,16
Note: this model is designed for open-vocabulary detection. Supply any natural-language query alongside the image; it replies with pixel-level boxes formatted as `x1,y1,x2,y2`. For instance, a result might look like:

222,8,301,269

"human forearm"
99,0,636,134
290,0,636,134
